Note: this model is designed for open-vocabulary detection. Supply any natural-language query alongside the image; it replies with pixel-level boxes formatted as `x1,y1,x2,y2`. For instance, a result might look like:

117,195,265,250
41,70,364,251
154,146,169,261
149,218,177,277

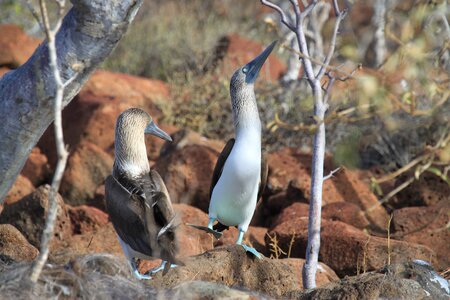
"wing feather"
210,138,235,199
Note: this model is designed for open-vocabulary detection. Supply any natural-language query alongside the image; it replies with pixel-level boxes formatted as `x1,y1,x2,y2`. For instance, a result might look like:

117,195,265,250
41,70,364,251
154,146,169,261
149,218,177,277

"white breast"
209,130,261,231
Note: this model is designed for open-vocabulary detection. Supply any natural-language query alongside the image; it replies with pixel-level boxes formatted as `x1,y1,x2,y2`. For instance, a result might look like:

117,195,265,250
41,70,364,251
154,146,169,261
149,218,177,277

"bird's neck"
231,87,261,143
114,130,150,178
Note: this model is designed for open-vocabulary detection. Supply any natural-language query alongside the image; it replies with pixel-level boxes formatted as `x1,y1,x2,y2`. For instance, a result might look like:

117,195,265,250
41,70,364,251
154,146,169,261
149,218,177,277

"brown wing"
210,138,235,199
105,175,153,256
147,169,182,265
257,153,268,202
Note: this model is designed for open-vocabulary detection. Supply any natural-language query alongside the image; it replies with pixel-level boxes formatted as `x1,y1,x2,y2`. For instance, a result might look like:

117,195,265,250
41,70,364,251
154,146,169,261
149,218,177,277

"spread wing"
210,138,235,199
105,175,153,256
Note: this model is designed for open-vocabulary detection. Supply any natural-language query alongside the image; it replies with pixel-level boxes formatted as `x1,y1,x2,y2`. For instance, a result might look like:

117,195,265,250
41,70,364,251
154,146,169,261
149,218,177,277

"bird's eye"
242,67,248,74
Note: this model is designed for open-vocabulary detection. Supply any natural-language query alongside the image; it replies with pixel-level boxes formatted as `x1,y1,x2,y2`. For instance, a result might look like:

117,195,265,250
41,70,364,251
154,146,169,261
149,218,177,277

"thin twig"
30,0,70,283
261,0,295,31
323,167,341,181
316,7,347,79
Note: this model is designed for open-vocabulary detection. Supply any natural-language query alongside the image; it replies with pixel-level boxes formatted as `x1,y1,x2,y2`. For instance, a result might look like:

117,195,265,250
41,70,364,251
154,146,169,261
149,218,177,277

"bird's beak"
245,40,277,84
144,120,172,141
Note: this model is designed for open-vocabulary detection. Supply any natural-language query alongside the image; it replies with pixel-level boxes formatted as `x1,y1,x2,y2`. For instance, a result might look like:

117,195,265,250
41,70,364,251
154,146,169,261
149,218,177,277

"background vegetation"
2,0,449,198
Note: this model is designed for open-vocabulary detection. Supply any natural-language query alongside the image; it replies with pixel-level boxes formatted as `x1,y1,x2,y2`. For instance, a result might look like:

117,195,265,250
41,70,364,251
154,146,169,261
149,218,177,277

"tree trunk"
0,0,143,203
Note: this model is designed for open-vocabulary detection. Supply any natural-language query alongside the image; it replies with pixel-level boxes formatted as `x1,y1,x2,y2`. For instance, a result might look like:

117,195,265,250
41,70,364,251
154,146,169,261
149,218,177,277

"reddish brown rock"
4,174,35,205
331,168,389,230
0,24,41,68
322,202,370,230
90,184,107,211
38,70,170,166
394,173,450,208
266,148,389,230
268,218,436,277
392,202,449,271
60,141,113,206
215,226,269,257
0,224,39,262
51,222,123,264
154,131,224,212
271,202,310,229
267,148,343,204
149,245,337,297
21,147,51,186
0,185,71,248
174,203,213,257
0,67,10,77
149,245,337,298
68,205,110,235
211,34,286,83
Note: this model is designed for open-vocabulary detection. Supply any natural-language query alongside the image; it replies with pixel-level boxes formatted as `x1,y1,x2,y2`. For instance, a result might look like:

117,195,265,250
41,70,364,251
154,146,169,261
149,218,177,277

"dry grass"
267,232,296,259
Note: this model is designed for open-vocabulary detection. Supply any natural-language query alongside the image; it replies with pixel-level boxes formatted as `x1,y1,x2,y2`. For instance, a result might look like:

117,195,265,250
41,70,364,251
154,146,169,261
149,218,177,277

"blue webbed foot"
236,229,262,259
132,267,152,280
241,244,262,259
145,261,178,276
130,258,152,280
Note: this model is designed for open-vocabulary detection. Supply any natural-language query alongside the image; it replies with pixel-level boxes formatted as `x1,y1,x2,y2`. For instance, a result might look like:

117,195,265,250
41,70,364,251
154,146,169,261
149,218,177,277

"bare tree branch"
323,167,341,181
261,0,346,289
29,0,70,283
316,8,347,79
0,0,144,203
261,0,295,31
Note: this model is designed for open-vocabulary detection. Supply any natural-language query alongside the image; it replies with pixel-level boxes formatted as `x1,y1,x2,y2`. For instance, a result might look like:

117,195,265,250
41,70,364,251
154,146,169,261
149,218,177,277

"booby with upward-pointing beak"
105,108,181,280
190,41,274,258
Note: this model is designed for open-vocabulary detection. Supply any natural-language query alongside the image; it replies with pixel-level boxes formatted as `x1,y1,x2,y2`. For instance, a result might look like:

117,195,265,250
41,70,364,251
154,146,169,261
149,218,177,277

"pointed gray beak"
245,40,277,84
144,120,172,141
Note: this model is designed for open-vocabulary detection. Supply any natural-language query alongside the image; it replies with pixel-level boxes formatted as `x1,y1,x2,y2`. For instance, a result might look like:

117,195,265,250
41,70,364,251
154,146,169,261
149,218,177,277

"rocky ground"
0,24,449,299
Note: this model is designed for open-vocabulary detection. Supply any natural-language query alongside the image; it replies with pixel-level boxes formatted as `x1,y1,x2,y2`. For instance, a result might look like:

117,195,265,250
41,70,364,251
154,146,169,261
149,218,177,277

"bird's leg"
207,217,215,229
236,229,262,259
130,258,152,280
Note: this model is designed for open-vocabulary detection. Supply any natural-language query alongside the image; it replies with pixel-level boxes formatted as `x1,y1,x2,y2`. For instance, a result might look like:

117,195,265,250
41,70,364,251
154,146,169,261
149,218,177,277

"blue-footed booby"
190,41,274,258
105,108,181,280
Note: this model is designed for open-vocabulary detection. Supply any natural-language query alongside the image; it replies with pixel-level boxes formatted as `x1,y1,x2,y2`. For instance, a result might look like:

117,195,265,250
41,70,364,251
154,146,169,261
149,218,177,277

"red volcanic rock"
271,201,370,231
0,224,39,262
51,222,124,264
0,185,71,249
60,141,113,206
4,174,35,205
21,147,51,186
68,205,110,235
266,148,389,230
0,67,10,77
392,201,449,271
271,202,310,229
38,70,170,166
0,24,41,68
395,173,450,208
174,203,213,257
149,245,337,297
268,218,436,277
211,34,286,83
267,148,343,204
322,201,370,230
154,130,224,212
331,168,389,230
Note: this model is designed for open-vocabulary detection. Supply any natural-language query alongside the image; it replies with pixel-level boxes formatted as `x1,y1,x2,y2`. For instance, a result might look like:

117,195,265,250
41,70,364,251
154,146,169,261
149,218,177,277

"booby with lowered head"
105,108,181,280
189,41,274,258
